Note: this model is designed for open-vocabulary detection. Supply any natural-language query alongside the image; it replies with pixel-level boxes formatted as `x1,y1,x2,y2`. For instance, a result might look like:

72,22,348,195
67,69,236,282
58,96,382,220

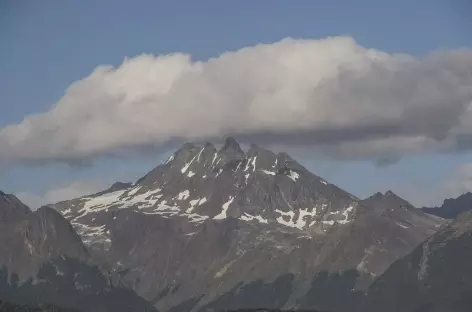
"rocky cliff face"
422,192,472,219
361,209,472,312
51,138,445,311
0,191,156,312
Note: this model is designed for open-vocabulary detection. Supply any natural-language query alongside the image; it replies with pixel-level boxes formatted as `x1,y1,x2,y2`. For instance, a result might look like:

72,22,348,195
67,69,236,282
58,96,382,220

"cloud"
15,180,107,210
1,36,472,165
440,163,472,201
395,162,472,207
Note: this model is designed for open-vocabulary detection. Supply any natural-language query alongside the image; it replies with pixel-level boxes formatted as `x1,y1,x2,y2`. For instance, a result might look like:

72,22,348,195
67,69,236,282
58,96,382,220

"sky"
1,0,472,209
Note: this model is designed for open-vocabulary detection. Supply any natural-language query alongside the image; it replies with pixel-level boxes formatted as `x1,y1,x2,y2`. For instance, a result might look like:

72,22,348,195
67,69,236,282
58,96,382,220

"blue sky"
1,0,472,208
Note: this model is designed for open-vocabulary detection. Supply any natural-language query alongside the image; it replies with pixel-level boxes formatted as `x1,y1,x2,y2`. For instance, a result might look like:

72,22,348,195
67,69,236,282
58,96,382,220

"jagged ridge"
49,138,444,312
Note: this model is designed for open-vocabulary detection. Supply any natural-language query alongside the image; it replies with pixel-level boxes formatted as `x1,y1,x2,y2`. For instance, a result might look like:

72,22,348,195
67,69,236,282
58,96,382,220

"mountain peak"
204,141,216,149
368,190,402,200
171,142,201,164
363,190,416,213
0,190,31,222
216,137,245,167
247,144,276,157
90,181,133,197
221,137,240,150
383,191,412,206
111,181,133,189
180,142,197,151
219,137,244,155
247,143,262,153
422,192,472,219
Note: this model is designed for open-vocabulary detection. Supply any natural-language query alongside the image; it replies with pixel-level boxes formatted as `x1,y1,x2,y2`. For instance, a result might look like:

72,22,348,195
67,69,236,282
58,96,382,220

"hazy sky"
1,0,472,208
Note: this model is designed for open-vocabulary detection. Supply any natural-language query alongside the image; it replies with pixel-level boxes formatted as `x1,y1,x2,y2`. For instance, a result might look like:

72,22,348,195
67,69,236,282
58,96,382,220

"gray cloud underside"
1,36,472,164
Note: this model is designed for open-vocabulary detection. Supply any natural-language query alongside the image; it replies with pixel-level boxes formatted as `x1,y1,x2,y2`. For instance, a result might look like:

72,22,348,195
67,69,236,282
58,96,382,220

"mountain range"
421,192,472,219
0,191,156,312
3,138,472,311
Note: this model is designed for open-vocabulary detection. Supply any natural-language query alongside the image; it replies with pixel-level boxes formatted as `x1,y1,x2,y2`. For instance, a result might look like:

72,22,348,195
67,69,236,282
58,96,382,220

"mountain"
50,138,445,311
0,190,30,221
362,209,472,312
422,192,472,219
0,191,156,312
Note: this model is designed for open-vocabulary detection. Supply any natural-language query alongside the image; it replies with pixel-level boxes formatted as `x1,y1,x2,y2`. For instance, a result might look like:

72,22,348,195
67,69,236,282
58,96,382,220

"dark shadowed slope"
0,191,156,312
422,192,472,219
362,209,472,312
0,300,79,312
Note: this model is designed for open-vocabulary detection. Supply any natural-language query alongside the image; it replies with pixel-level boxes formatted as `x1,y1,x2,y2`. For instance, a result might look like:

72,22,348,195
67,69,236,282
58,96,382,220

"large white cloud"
1,36,472,164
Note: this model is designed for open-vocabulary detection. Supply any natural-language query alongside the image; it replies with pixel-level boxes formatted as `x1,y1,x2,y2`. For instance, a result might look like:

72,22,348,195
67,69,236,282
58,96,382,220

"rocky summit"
50,138,445,312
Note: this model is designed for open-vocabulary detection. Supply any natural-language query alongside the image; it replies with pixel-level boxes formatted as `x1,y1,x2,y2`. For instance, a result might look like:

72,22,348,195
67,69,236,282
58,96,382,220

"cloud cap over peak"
1,36,472,165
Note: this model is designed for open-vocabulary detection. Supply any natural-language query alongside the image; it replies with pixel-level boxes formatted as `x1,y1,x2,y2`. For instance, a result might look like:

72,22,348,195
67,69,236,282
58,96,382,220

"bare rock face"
0,190,30,222
0,191,156,312
362,209,472,312
50,138,445,311
422,192,472,219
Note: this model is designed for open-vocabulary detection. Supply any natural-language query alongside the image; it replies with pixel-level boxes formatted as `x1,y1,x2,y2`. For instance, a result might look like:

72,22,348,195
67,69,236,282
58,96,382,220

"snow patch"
184,213,209,223
127,186,142,196
181,151,200,173
214,196,234,220
181,162,191,173
186,197,207,213
244,158,251,171
261,170,276,176
288,170,299,182
196,148,204,162
295,207,319,228
251,156,257,171
149,200,180,216
62,208,72,215
165,155,174,164
323,205,355,225
245,173,250,183
212,152,219,166
275,209,297,228
396,222,409,229
71,222,108,245
176,190,190,201
275,206,320,229
240,212,268,224
122,188,163,209
215,260,237,278
322,220,335,226
187,171,195,178
75,190,127,219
